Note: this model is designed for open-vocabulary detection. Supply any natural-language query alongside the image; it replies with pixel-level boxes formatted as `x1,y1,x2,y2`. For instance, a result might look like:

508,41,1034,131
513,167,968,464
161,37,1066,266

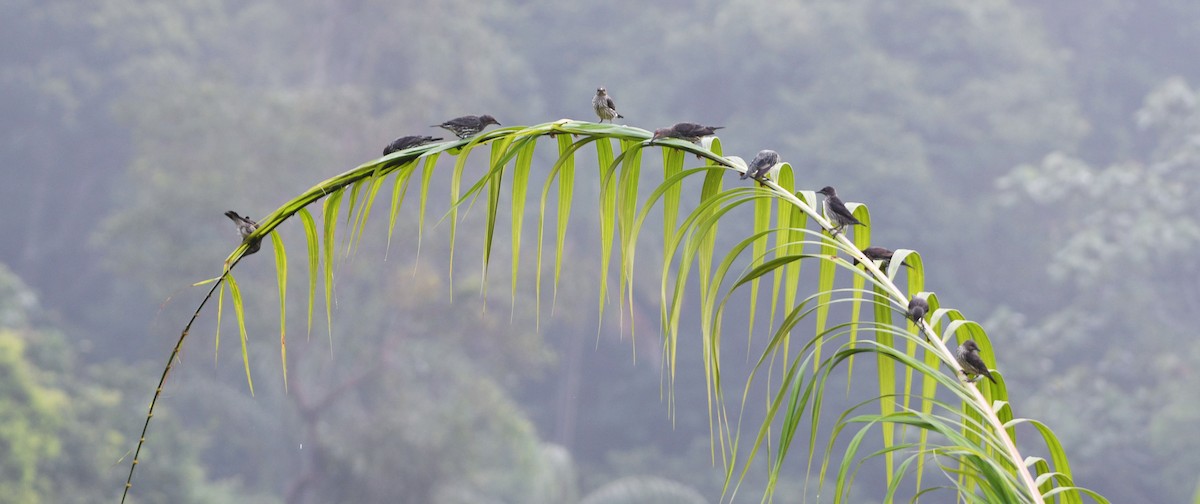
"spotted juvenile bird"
816,186,863,233
382,135,443,156
432,114,501,139
650,122,724,144
956,339,997,384
592,87,624,123
224,211,261,256
741,149,779,182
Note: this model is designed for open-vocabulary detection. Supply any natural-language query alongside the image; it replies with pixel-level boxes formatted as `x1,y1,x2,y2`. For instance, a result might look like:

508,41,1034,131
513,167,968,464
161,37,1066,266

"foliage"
8,0,1200,501
122,122,1106,503
996,77,1200,503
0,331,63,503
579,476,707,504
0,263,275,503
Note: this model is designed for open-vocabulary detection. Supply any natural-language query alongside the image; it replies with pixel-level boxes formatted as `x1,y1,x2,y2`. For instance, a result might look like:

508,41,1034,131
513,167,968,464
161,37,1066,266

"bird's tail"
617,113,625,118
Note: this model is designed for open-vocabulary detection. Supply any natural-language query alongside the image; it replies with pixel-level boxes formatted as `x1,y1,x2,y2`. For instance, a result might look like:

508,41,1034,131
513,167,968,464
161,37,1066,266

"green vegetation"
3,0,1199,502
122,122,1100,502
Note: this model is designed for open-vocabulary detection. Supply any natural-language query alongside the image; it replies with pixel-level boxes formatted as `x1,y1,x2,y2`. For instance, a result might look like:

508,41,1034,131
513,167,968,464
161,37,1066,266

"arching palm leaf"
122,121,1106,504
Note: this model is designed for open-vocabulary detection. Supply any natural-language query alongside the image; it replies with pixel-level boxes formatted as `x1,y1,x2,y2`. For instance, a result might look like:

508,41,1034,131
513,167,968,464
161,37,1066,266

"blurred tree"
0,330,63,503
149,253,565,502
578,476,707,504
0,262,276,503
0,0,133,325
515,0,1088,319
995,77,1200,503
1020,0,1200,162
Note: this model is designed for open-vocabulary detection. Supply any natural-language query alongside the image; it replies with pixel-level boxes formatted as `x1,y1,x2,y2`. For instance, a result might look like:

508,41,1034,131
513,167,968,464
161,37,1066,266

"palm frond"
121,121,1107,504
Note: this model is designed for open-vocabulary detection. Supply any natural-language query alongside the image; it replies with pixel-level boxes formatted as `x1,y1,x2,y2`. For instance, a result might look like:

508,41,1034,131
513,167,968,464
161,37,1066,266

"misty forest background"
3,0,1200,502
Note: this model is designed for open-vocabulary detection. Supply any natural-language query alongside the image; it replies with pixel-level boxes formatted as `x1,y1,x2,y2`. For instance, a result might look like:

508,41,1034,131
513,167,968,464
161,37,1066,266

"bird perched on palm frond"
853,246,912,270
224,211,261,256
650,122,724,143
956,339,997,384
432,114,501,139
906,294,929,338
592,87,624,123
741,149,779,182
382,135,442,156
650,122,726,161
816,186,863,234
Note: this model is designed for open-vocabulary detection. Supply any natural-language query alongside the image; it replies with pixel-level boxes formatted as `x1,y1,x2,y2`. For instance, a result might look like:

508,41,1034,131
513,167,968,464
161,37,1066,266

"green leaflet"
596,136,617,325
814,232,837,371
226,273,254,396
772,166,806,362
214,273,224,363
661,147,684,272
534,134,584,322
480,135,516,297
446,143,474,293
874,280,898,482
270,231,288,391
417,154,438,260
845,200,872,386
351,166,388,254
298,209,319,337
385,160,418,259
321,189,343,349
508,138,537,308
748,186,772,352
615,139,644,344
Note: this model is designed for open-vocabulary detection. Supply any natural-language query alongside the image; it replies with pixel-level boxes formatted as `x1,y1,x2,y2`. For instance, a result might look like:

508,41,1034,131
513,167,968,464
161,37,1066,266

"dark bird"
432,114,501,139
956,339,997,384
650,122,724,143
382,135,442,156
906,295,929,339
853,246,912,270
741,149,779,182
817,186,863,233
592,87,623,123
224,211,261,256
906,295,928,323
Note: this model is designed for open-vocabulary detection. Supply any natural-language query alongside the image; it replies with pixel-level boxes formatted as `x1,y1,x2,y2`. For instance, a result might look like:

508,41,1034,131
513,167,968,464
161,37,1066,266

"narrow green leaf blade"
321,190,344,349
553,136,578,308
226,274,255,396
416,154,439,260
448,145,474,291
510,138,536,309
385,161,417,258
596,137,617,322
270,231,288,391
298,209,319,338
